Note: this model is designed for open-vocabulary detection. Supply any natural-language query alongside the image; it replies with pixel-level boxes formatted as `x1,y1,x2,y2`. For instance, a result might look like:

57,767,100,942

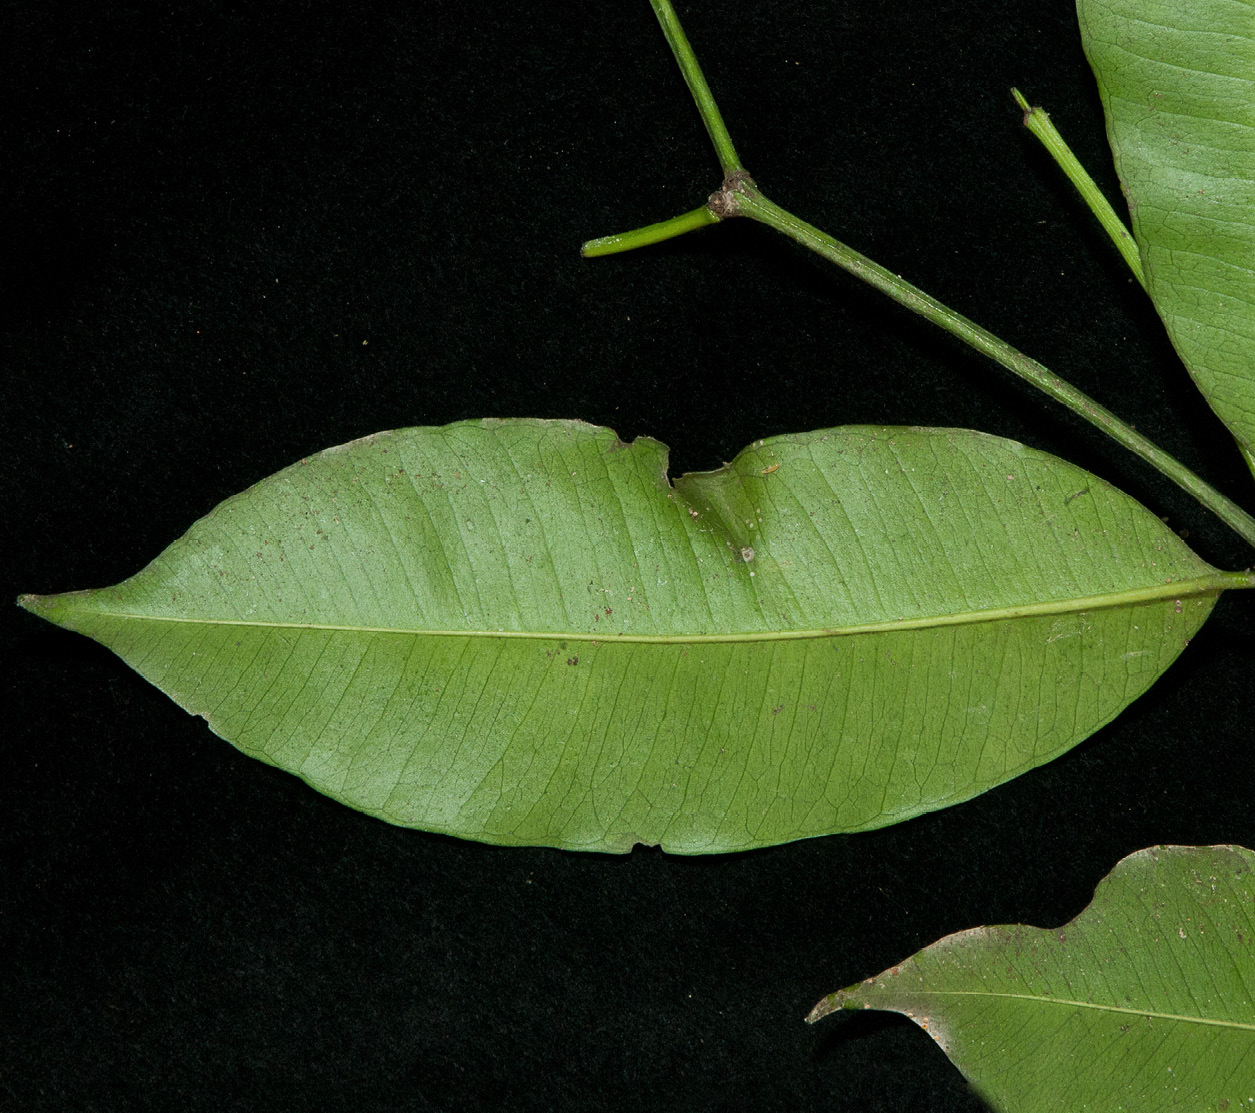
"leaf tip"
17,592,47,615
15,589,92,631
805,992,846,1024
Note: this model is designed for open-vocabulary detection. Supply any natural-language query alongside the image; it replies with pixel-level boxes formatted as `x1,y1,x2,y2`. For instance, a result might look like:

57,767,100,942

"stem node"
707,170,755,218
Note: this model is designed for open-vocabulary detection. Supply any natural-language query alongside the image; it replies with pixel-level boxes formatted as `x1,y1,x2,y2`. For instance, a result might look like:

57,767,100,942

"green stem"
1012,88,1146,289
581,205,719,257
649,0,743,175
733,187,1255,552
584,1,1255,552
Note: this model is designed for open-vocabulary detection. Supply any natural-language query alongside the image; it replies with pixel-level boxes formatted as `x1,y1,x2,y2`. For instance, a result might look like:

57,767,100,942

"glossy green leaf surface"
1079,0,1255,470
809,844,1255,1111
20,420,1226,852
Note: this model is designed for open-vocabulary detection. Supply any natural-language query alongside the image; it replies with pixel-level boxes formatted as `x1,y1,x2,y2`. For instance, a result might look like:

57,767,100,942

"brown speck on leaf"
760,463,780,475
567,656,578,666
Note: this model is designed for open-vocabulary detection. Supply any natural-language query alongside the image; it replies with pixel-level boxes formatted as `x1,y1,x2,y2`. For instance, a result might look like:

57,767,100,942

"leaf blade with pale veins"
19,420,1228,851
809,844,1255,1111
1078,0,1255,472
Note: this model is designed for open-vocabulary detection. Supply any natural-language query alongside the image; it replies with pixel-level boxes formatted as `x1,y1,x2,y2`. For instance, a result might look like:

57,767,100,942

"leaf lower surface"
810,844,1255,1111
1078,0,1255,474
20,420,1223,852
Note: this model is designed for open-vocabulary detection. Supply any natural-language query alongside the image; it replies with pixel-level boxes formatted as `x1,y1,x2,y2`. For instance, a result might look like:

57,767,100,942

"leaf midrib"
896,989,1255,1032
38,572,1237,644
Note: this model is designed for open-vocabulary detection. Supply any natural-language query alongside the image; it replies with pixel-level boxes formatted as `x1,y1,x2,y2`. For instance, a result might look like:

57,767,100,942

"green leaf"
19,420,1228,853
1078,0,1255,473
808,844,1255,1111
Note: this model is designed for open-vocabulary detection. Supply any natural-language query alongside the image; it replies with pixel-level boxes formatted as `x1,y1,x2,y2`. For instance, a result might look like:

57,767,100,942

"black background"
4,2,1253,1110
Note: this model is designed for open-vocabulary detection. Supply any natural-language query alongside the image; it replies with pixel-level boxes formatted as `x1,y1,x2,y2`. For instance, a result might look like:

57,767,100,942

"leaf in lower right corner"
1077,0,1255,476
810,845,1255,1111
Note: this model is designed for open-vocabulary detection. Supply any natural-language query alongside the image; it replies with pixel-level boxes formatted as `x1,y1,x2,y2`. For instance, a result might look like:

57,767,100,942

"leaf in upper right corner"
1077,0,1255,477
810,844,1255,1112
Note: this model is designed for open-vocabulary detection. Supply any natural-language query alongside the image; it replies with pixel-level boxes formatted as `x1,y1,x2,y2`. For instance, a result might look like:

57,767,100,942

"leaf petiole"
1011,88,1146,288
581,204,719,257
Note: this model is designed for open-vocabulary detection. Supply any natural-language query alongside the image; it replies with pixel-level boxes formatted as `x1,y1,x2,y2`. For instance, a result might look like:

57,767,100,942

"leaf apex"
805,997,836,1024
17,592,49,614
16,589,91,630
806,985,863,1024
